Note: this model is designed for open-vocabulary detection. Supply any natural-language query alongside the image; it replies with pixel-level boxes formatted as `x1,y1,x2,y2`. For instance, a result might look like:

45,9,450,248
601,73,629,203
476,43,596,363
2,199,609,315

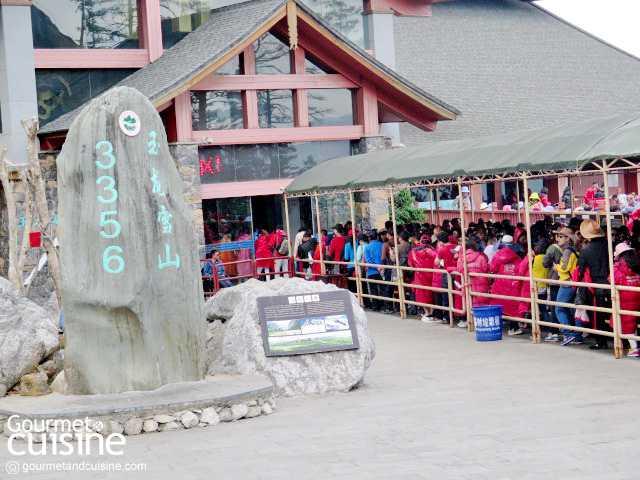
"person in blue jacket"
365,230,386,312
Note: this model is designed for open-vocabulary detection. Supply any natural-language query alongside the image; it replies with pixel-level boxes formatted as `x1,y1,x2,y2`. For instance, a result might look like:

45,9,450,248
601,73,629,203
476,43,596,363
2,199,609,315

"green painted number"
95,141,115,169
103,245,124,274
99,210,121,239
96,176,118,204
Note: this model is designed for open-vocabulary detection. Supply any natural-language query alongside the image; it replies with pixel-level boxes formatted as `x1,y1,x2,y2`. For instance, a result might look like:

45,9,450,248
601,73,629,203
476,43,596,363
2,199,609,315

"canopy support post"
522,173,541,343
516,180,522,223
284,193,293,278
457,178,472,329
349,189,364,307
389,186,407,319
435,188,440,225
601,161,622,358
569,175,574,215
430,188,435,224
313,193,325,276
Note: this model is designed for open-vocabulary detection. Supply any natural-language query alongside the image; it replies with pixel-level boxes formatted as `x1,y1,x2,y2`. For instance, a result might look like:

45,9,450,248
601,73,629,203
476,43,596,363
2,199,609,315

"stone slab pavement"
3,313,640,479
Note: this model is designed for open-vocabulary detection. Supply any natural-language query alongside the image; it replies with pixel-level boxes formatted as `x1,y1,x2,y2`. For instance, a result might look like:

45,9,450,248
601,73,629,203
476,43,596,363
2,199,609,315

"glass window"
202,198,253,275
307,89,354,127
160,0,212,49
254,33,291,75
214,55,243,75
32,0,140,49
300,0,365,48
257,90,294,128
191,91,244,130
199,146,236,184
36,69,135,125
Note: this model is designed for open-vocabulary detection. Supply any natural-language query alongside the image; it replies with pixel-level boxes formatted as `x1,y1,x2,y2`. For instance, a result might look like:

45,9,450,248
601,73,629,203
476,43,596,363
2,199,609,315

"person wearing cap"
611,243,640,356
551,227,581,345
452,186,474,210
621,194,640,215
577,219,611,349
489,234,524,335
542,228,566,338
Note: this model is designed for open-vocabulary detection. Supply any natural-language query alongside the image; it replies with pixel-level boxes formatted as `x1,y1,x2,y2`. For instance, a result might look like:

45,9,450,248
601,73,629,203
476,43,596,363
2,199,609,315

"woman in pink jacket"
490,235,524,335
448,240,490,328
408,236,437,319
254,228,273,281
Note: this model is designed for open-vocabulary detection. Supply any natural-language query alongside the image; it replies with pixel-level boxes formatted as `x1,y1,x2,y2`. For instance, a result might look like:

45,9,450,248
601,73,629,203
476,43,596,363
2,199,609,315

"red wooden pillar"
140,0,163,63
357,78,380,135
292,48,309,127
174,91,192,142
545,177,560,204
624,172,640,195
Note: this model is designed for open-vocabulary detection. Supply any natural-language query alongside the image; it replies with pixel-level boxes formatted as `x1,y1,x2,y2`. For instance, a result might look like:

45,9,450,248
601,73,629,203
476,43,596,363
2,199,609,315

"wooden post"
313,193,325,276
434,187,440,225
283,193,293,277
457,178,472,328
602,162,623,358
349,189,364,307
429,188,435,224
516,180,522,223
522,174,541,343
569,176,574,216
389,186,407,319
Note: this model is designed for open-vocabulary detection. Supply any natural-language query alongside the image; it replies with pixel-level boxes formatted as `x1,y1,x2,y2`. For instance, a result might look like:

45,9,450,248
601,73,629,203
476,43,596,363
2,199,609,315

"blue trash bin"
472,305,503,341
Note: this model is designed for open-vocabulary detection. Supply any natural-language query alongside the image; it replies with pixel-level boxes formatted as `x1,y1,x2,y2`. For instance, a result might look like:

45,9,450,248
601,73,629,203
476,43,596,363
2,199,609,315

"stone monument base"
0,375,274,438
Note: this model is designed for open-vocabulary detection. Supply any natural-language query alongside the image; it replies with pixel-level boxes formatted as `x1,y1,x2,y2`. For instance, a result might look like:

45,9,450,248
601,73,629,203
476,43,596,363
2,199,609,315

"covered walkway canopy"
285,111,640,194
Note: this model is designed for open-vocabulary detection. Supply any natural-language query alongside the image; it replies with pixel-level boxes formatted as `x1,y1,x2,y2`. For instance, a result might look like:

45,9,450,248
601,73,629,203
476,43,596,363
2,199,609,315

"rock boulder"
205,278,375,397
0,277,59,396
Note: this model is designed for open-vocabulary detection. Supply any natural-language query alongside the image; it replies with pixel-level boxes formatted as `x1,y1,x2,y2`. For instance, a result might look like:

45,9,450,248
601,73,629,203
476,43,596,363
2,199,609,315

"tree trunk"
21,117,62,306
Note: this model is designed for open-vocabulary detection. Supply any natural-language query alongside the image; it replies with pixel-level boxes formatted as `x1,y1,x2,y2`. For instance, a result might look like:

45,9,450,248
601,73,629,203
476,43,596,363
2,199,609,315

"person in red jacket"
311,238,327,280
584,181,599,208
327,224,346,274
539,187,552,208
254,228,273,281
408,235,437,321
610,244,640,356
448,238,490,328
432,232,458,323
490,235,524,335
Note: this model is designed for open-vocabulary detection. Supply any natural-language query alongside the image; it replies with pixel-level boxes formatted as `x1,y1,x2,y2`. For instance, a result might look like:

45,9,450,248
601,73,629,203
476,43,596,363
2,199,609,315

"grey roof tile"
395,0,640,146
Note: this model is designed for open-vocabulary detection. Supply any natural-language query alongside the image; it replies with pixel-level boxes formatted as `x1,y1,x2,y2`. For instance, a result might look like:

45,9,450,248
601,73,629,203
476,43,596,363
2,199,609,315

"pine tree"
391,189,426,225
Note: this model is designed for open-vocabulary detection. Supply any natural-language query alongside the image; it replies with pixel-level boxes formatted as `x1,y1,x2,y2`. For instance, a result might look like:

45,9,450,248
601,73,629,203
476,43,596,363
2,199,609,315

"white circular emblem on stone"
119,110,141,136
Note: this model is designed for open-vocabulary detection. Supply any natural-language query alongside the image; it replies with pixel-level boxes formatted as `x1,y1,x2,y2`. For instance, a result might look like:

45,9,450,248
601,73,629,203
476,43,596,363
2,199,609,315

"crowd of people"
290,214,640,355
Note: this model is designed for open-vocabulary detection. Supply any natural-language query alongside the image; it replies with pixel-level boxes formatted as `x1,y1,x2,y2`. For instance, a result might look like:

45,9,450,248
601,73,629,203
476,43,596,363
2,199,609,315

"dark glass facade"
301,0,365,48
199,140,352,183
36,69,136,124
160,0,212,49
31,0,140,49
191,90,244,130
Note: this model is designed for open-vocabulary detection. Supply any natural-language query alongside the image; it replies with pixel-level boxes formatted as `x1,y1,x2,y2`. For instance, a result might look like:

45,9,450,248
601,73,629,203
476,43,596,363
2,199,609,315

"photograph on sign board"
325,314,349,331
268,330,355,354
300,317,326,334
267,319,302,337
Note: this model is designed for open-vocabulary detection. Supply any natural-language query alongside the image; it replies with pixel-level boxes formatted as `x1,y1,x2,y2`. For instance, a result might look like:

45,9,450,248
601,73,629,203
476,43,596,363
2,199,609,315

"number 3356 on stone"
95,140,124,274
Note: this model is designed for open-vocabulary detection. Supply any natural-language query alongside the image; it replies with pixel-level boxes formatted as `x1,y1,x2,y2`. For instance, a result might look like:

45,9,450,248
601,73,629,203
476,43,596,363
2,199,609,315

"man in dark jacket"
297,231,316,277
577,220,611,349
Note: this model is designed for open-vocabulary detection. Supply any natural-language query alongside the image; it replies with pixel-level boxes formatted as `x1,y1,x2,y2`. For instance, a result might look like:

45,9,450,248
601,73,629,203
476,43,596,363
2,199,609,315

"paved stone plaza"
3,313,640,479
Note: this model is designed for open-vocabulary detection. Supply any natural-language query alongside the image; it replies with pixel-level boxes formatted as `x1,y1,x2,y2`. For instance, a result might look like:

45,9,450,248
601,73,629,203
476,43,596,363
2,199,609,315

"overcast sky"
535,0,640,57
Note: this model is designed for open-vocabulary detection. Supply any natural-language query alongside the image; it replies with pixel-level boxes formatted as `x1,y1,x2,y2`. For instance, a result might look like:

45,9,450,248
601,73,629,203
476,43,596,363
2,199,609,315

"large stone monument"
57,87,206,395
